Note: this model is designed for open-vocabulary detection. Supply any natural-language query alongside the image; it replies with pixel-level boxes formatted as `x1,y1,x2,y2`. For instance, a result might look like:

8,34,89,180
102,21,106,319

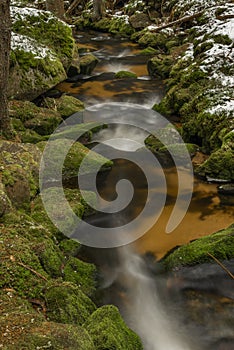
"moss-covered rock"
163,224,234,270
0,290,95,350
84,305,143,350
140,46,158,55
39,138,113,180
147,55,174,78
115,70,137,79
196,142,234,181
0,181,12,217
45,282,96,325
9,6,77,100
9,99,62,136
80,53,99,75
0,140,41,208
129,12,151,29
31,188,96,235
63,257,97,296
42,95,85,119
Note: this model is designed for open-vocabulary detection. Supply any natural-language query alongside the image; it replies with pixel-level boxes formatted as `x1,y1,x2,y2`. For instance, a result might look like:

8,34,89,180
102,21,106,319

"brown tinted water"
57,30,234,350
57,30,234,257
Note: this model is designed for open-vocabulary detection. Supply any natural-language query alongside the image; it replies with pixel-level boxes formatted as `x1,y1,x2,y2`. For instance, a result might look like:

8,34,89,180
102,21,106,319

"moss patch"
45,282,96,325
84,305,143,350
42,95,85,119
115,70,137,79
163,224,234,270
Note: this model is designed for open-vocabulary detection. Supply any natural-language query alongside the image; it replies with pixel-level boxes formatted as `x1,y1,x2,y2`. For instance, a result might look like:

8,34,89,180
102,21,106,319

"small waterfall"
114,246,196,350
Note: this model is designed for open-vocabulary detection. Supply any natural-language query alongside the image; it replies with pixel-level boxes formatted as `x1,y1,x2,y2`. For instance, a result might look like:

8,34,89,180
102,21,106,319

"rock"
217,184,234,206
38,138,113,181
9,6,78,100
63,257,97,296
0,140,41,208
129,13,151,29
42,95,85,119
45,282,96,325
9,100,62,136
163,224,234,270
147,55,174,78
114,70,137,79
83,305,143,350
196,139,234,181
80,54,99,75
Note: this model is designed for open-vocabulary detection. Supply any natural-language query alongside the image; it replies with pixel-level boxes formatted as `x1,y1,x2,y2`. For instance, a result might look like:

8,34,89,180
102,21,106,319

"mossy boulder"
84,305,143,350
140,46,158,55
9,99,62,136
80,54,99,75
0,291,95,350
129,13,151,29
45,282,96,325
163,224,234,270
0,141,41,208
42,95,85,119
147,55,174,78
196,142,234,181
0,225,49,298
63,257,97,296
13,322,95,350
31,188,97,235
9,6,77,100
138,31,168,49
39,138,113,180
115,70,137,79
109,16,135,36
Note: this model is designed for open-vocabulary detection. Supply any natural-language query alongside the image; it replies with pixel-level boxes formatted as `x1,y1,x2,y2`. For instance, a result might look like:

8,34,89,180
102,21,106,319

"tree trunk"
93,0,104,21
0,0,12,138
46,0,65,19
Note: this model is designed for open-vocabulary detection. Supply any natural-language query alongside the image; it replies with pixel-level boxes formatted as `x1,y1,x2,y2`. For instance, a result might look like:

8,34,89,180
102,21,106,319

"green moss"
109,17,135,36
38,139,113,180
63,257,97,296
84,305,143,350
139,46,158,55
45,282,96,325
49,122,107,141
0,228,49,298
59,238,81,257
43,95,85,119
163,224,234,270
138,32,168,49
114,70,137,79
80,53,99,75
147,55,174,78
14,322,95,350
12,11,75,69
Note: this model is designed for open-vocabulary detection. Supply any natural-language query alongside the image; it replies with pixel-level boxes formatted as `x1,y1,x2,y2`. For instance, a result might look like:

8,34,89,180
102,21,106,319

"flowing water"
57,31,234,350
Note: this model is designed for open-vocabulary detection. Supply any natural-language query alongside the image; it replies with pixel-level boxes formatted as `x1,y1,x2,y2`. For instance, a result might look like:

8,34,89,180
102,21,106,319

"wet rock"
114,70,137,79
80,54,99,75
147,55,174,78
217,184,234,206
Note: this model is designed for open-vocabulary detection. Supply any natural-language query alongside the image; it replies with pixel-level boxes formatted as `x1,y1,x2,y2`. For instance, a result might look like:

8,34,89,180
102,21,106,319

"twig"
10,255,48,281
150,11,204,32
65,0,81,15
207,252,234,280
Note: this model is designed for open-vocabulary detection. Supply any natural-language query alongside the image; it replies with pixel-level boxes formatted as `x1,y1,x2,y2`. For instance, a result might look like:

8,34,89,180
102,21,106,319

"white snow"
11,32,55,60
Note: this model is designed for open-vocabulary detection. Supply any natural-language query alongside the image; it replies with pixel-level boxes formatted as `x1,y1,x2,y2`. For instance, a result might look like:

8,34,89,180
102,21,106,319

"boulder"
79,54,99,75
129,13,151,29
9,6,78,100
0,140,41,208
84,305,143,350
42,95,84,119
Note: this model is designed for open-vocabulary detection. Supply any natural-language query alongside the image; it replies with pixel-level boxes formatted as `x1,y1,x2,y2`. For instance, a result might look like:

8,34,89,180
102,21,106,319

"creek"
57,31,234,350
